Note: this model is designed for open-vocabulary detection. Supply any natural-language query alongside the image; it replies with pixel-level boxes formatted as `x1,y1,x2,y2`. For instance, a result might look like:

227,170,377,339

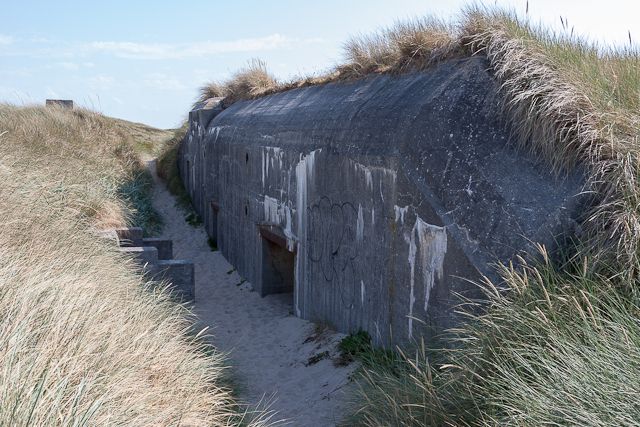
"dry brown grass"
338,16,460,77
198,59,278,105
0,104,253,425
458,7,640,281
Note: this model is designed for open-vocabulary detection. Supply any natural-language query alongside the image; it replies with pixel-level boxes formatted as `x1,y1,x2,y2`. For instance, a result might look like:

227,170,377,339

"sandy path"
146,160,355,426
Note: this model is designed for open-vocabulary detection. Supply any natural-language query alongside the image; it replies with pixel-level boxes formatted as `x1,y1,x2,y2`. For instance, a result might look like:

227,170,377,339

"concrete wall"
179,57,585,345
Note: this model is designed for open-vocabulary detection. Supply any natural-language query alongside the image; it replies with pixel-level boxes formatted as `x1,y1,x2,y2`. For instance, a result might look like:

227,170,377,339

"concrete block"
142,238,173,260
148,260,195,302
46,99,74,109
114,227,143,247
119,246,158,265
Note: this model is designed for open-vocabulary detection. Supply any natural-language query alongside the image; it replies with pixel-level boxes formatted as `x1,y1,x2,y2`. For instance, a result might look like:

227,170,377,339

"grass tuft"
198,59,278,105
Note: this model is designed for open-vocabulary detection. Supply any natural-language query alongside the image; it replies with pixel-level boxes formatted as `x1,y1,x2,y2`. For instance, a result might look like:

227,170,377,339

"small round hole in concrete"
245,205,248,216
245,152,249,163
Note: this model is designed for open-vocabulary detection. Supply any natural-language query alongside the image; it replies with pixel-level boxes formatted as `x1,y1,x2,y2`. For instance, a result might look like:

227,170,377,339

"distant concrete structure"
46,99,74,109
179,57,586,346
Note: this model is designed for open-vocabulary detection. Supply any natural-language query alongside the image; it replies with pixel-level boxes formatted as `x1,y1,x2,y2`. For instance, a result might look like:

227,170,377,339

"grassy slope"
0,104,244,425
195,6,640,426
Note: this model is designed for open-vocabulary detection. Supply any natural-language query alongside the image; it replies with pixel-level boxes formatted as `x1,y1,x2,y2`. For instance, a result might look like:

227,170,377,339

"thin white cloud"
0,35,13,45
86,34,320,59
88,74,115,90
47,61,96,70
57,62,80,70
143,73,186,90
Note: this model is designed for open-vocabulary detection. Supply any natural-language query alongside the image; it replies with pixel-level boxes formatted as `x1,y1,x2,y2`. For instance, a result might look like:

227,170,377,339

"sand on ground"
147,160,356,426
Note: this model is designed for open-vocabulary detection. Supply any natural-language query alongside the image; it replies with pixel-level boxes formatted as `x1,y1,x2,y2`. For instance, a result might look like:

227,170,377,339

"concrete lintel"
258,224,296,253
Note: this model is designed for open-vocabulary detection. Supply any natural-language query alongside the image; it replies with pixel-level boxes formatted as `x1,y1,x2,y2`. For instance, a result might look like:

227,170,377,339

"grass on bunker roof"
196,5,640,426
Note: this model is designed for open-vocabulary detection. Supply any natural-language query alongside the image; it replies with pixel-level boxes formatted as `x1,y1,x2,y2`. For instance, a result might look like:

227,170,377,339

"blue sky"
0,0,638,128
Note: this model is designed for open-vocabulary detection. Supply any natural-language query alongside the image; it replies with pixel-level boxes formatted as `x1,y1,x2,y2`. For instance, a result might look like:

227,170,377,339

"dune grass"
347,249,640,426
193,5,640,426
0,104,254,425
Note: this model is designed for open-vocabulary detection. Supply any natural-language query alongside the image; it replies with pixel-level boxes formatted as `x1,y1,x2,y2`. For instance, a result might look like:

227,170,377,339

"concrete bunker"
179,56,586,346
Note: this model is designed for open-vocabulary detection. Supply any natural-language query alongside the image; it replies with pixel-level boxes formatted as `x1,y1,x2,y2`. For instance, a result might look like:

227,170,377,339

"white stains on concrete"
356,204,364,242
394,205,409,224
263,195,282,224
371,208,375,226
350,160,397,197
294,149,321,318
261,146,284,186
262,195,296,250
416,218,447,312
353,162,373,190
405,215,448,339
284,207,294,251
360,280,365,305
465,175,473,196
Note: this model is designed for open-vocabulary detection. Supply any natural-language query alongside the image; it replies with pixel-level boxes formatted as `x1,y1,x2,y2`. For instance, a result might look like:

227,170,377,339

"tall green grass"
349,249,640,426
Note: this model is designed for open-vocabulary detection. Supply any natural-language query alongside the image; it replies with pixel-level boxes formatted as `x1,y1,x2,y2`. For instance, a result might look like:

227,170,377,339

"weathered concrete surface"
149,260,195,301
114,227,143,247
179,56,585,345
45,99,74,109
119,246,158,265
142,237,173,260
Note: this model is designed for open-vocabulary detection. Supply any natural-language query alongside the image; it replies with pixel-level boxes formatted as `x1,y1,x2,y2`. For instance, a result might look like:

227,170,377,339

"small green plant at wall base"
338,331,372,363
336,330,397,368
185,211,202,227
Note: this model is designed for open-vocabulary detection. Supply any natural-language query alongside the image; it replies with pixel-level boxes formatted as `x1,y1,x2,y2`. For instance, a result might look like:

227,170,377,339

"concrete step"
142,238,173,260
119,246,158,265
114,227,144,247
148,260,195,302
